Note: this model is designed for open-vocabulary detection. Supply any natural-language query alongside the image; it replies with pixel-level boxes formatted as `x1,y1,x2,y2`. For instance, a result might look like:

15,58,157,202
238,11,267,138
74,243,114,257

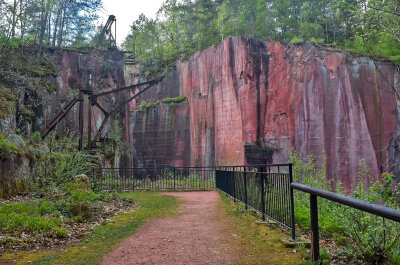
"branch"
368,6,400,17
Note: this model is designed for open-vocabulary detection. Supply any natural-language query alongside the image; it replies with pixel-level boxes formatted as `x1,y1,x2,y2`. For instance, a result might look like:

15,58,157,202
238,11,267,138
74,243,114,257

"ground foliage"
0,192,180,265
0,131,135,254
220,193,307,265
0,181,135,254
290,151,400,264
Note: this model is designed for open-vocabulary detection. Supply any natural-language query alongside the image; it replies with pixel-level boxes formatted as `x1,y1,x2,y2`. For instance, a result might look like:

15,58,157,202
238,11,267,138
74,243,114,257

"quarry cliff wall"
130,37,400,188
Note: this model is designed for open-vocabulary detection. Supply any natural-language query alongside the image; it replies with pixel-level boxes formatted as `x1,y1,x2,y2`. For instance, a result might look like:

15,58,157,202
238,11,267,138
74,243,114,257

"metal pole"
233,168,236,202
244,171,248,210
173,167,176,191
132,169,135,191
260,173,266,221
289,164,296,240
310,194,320,262
78,91,84,151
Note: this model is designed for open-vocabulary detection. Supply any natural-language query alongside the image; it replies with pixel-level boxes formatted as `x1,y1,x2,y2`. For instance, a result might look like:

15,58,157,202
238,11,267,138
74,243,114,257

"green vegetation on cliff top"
123,0,400,78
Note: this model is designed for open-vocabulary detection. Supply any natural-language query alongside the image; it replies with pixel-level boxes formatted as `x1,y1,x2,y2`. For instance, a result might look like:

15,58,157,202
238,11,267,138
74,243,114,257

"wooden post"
87,94,92,149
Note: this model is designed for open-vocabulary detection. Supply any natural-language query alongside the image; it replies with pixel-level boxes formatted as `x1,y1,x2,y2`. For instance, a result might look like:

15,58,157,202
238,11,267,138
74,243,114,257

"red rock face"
131,37,399,188
265,42,398,188
48,49,130,167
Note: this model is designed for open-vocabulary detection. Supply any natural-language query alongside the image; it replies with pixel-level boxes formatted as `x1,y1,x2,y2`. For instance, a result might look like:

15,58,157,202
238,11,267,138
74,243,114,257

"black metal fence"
90,167,215,191
215,164,295,240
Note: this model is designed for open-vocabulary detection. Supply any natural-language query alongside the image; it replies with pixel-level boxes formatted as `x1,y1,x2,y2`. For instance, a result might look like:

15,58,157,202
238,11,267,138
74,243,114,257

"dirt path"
100,191,238,265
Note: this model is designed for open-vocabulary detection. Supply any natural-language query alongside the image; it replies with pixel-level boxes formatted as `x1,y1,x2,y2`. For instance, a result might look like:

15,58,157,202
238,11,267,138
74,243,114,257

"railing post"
289,164,296,240
232,168,236,202
131,169,135,191
244,171,248,210
173,167,176,191
260,172,266,221
310,194,320,262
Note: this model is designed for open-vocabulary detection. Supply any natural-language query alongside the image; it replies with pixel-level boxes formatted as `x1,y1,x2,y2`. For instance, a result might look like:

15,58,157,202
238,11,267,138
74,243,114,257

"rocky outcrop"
130,37,399,188
0,48,129,198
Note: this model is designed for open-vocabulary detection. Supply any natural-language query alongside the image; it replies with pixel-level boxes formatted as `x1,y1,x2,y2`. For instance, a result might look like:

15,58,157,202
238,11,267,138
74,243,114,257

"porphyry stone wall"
129,37,399,189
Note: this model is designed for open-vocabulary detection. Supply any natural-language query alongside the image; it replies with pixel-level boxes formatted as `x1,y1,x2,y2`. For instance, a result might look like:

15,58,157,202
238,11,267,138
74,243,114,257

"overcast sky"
98,0,165,46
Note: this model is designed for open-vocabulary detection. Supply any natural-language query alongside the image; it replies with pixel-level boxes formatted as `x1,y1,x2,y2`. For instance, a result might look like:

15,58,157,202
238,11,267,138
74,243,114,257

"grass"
0,192,181,265
219,192,308,265
0,200,67,238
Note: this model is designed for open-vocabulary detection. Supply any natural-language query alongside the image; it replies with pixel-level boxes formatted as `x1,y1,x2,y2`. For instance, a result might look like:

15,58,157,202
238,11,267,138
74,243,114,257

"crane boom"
40,95,79,139
98,15,116,48
39,77,164,150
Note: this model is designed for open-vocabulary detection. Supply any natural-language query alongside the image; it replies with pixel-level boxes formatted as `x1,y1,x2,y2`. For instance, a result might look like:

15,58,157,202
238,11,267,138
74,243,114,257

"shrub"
290,150,400,264
0,137,18,159
290,37,303,44
34,151,101,192
0,200,65,237
66,182,97,203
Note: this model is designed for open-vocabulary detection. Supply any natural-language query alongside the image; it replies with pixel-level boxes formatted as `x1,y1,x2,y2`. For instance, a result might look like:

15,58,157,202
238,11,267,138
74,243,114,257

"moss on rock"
139,100,160,111
161,96,186,103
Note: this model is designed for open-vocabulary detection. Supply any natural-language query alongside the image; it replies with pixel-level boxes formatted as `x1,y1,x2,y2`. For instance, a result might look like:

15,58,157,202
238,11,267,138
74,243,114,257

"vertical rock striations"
130,37,399,188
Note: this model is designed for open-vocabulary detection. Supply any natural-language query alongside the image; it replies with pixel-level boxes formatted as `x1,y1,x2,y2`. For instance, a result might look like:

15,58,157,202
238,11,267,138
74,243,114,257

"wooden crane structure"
98,15,117,48
40,77,163,151
40,15,163,151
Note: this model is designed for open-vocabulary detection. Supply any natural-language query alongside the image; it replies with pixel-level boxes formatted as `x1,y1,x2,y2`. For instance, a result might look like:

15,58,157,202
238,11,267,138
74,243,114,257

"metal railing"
291,182,400,262
216,164,296,240
90,167,215,191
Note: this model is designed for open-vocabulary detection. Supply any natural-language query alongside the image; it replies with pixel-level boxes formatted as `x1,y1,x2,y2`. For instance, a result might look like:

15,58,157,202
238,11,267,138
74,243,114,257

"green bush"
290,37,303,44
290,151,400,264
35,151,101,190
66,182,97,203
0,137,18,159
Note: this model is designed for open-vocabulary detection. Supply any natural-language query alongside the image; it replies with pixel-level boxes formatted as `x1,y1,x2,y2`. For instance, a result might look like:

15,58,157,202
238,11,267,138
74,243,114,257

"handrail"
291,183,400,222
291,182,400,262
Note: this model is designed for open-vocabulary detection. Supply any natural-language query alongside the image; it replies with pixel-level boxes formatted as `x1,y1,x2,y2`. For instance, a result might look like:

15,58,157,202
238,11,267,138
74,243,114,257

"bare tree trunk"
331,5,336,43
48,12,51,45
52,6,62,47
19,0,25,41
57,8,65,47
37,8,49,59
325,17,328,43
11,0,17,37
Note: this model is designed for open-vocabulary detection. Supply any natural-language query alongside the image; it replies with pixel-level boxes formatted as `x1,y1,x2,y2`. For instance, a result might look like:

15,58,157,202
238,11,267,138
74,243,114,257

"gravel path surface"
100,191,238,265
